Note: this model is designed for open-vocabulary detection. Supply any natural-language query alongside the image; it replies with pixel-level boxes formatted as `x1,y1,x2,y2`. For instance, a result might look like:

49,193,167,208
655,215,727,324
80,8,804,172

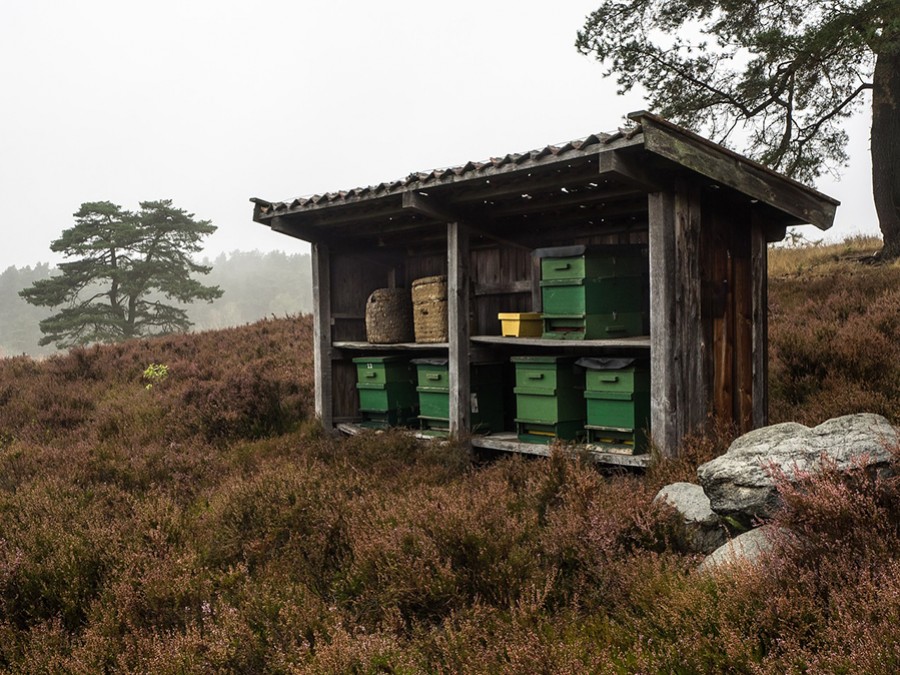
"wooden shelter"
251,111,838,465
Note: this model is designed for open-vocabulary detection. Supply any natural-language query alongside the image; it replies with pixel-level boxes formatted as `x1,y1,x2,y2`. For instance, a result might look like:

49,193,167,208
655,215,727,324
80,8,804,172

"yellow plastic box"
498,312,543,337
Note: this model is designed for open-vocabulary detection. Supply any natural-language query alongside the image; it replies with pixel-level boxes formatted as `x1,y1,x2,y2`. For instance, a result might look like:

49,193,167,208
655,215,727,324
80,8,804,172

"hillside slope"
0,242,896,672
768,236,900,424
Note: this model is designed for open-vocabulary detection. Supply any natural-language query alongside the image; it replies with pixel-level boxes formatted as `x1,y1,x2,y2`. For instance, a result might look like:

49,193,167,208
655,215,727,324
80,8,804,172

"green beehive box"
542,312,646,340
584,391,650,431
536,245,647,340
354,355,415,387
512,356,584,443
578,357,650,453
514,388,583,423
516,420,585,444
358,408,418,430
353,356,417,427
412,359,505,435
540,276,644,316
584,427,649,452
357,381,418,414
584,366,650,394
536,245,646,281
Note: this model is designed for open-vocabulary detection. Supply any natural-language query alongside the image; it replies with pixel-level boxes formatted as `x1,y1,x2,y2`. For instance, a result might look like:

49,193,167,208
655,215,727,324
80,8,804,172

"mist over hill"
0,250,312,358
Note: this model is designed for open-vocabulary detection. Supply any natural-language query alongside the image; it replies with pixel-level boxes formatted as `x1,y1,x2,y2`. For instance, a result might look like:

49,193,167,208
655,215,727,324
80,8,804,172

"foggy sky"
0,1,879,271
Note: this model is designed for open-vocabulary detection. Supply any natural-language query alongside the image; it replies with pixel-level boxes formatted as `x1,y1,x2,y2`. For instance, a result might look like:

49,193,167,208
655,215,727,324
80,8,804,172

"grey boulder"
698,524,784,573
697,413,898,522
654,482,728,554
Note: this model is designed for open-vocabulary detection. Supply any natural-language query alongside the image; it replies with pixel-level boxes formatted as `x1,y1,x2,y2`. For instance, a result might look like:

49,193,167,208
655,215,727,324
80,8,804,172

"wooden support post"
448,221,471,436
750,216,769,428
649,191,678,457
673,185,706,439
733,226,754,433
531,253,542,312
312,242,333,430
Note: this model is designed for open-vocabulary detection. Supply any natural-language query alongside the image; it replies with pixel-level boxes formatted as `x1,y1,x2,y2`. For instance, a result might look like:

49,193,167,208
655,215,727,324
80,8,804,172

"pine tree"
20,200,223,348
577,0,900,257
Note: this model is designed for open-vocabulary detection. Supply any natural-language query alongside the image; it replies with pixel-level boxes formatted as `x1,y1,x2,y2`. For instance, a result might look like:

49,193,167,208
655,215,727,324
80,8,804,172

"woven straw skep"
365,288,414,344
412,275,448,343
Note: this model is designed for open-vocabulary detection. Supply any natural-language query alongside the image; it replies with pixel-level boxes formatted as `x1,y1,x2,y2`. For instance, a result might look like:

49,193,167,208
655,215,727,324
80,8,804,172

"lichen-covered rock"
654,482,727,554
697,525,783,573
697,413,898,522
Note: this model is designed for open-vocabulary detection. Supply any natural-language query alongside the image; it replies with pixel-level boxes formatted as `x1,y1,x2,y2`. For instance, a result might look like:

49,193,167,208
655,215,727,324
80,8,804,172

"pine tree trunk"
125,294,137,340
872,48,900,259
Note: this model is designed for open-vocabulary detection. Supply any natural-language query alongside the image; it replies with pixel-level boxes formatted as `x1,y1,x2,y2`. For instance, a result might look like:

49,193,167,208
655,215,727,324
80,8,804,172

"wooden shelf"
333,341,448,351
470,335,651,349
335,424,652,468
471,432,653,467
334,336,650,351
336,422,447,442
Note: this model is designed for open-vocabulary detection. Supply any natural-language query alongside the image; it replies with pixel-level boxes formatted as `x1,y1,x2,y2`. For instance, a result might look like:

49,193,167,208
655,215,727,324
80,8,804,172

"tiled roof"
251,127,642,217
251,111,839,234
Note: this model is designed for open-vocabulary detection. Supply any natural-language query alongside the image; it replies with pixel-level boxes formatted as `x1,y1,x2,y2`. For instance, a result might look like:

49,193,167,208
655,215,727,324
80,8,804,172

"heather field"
0,240,897,673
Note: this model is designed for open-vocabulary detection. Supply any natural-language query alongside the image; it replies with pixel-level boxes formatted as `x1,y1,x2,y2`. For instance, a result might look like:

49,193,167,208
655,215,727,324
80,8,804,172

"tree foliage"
577,0,900,255
20,200,223,348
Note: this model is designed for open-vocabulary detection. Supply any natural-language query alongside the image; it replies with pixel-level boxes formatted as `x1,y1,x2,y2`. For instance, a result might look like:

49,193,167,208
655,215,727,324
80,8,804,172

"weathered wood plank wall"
329,251,395,421
733,217,754,432
330,253,387,341
406,252,445,283
471,246,532,334
701,192,755,433
751,216,769,427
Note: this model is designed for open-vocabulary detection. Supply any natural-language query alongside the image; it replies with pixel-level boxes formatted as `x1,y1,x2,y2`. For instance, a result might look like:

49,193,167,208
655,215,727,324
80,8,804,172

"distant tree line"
0,264,55,358
0,250,312,358
186,250,313,330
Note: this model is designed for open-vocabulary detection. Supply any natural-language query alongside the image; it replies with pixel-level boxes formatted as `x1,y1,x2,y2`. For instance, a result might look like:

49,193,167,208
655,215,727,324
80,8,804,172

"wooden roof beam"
270,216,328,245
598,148,664,192
290,201,407,230
442,163,601,204
629,111,839,230
489,209,648,242
485,194,648,228
471,185,643,220
444,170,643,207
402,192,532,250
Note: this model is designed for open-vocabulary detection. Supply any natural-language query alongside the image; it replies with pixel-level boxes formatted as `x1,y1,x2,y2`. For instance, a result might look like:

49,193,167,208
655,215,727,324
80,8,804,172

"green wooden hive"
535,245,647,340
412,359,505,436
512,355,585,443
538,244,646,280
578,357,651,453
353,355,418,428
